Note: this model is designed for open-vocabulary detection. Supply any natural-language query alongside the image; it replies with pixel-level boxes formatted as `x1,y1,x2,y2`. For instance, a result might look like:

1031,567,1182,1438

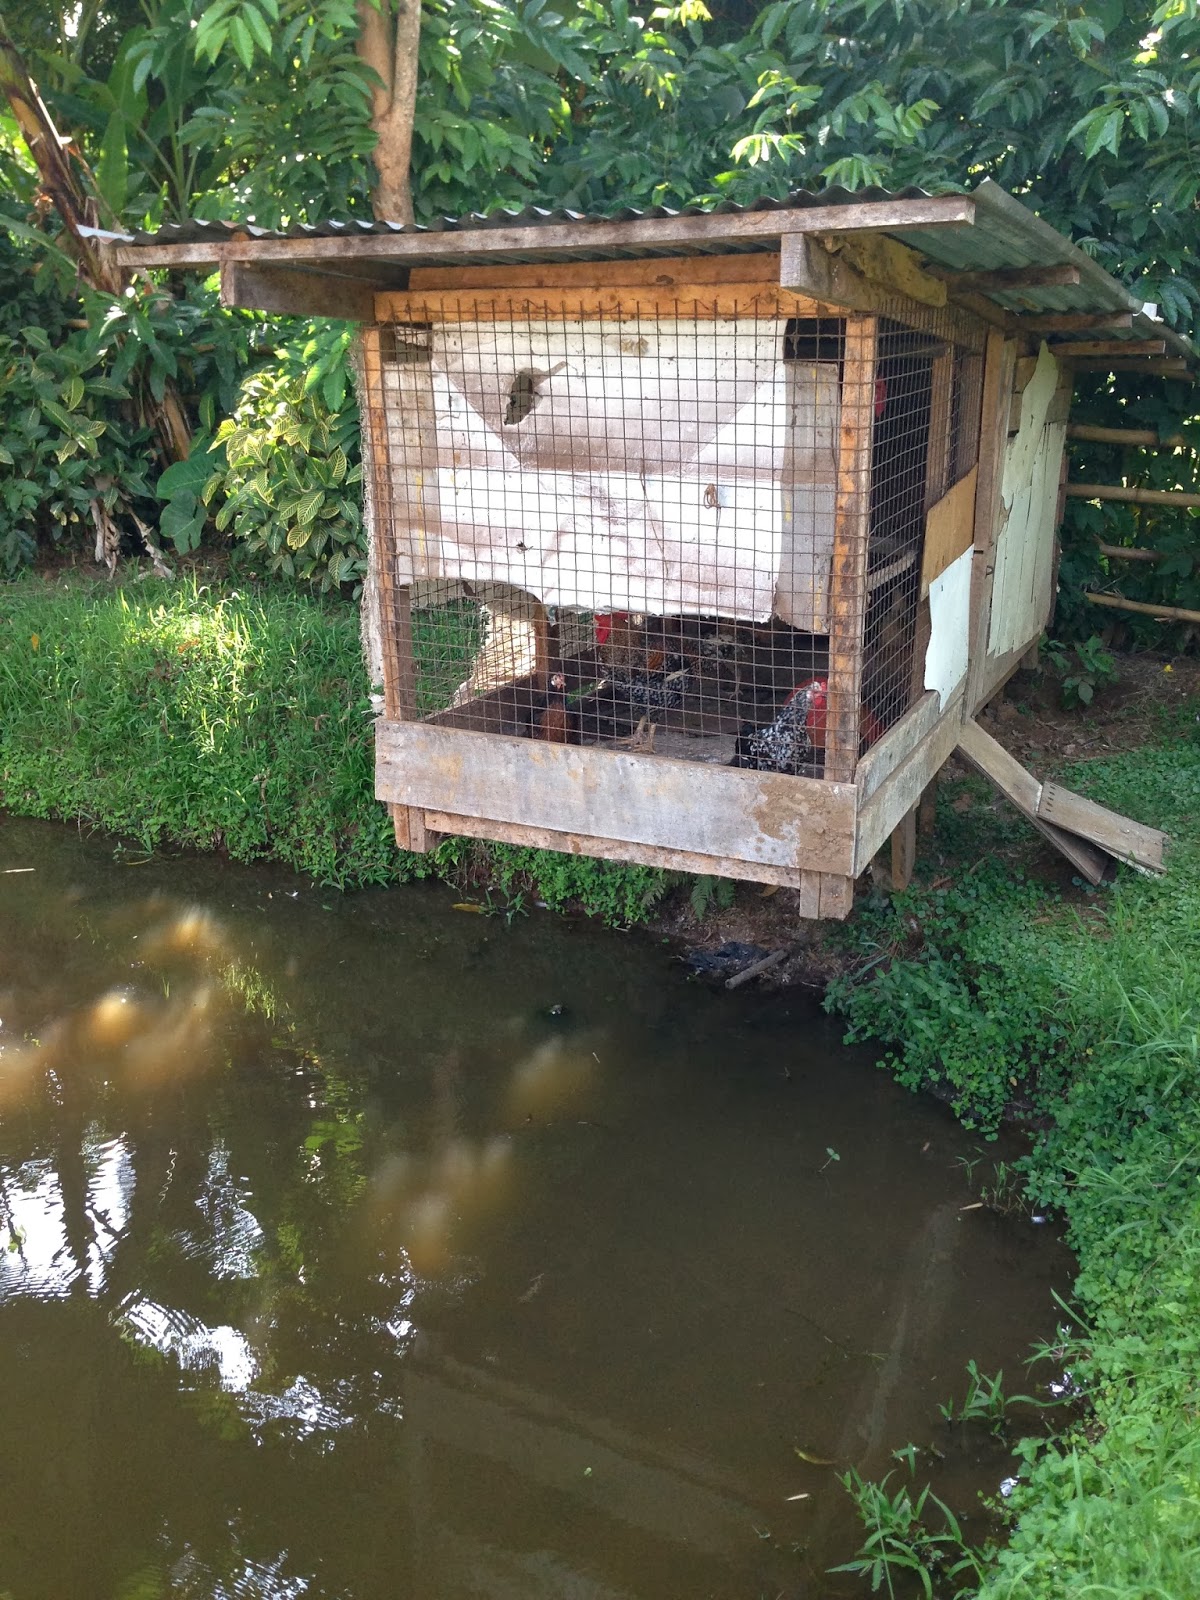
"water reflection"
0,816,1072,1599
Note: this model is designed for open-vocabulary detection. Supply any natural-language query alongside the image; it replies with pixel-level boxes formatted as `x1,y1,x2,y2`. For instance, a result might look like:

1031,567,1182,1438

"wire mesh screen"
366,295,983,784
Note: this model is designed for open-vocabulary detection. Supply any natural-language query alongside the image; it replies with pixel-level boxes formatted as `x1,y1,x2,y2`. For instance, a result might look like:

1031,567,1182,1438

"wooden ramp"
956,719,1168,883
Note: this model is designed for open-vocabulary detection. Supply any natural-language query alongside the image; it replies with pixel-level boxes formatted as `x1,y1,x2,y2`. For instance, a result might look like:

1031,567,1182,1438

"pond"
0,816,1071,1599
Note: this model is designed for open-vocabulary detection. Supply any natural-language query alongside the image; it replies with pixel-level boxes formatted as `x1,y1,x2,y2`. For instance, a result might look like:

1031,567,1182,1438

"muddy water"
0,816,1070,1600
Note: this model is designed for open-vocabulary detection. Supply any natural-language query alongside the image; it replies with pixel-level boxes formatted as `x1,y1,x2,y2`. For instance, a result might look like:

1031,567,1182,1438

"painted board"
378,318,840,626
987,343,1067,657
924,546,972,707
920,467,977,595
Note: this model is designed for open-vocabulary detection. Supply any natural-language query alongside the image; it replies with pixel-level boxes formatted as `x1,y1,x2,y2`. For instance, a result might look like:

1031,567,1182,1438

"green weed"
0,574,667,923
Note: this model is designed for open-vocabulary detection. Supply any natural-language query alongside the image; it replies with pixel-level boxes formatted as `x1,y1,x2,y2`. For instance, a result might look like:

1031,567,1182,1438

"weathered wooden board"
956,720,1109,883
377,721,857,874
853,690,942,801
111,194,978,270
824,315,876,784
220,261,392,319
854,690,965,873
987,346,1068,659
964,331,1016,714
921,467,978,594
1038,783,1167,873
408,253,783,292
375,286,826,321
420,809,820,894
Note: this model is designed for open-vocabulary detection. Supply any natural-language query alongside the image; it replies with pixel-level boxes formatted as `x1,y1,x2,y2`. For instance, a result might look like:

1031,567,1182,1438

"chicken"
730,679,884,773
531,672,580,744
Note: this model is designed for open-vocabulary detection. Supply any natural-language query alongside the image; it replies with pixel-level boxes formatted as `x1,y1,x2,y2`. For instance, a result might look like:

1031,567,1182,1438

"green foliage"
1043,633,1118,708
937,1361,1042,1437
211,354,365,591
833,1451,987,1598
826,726,1200,1597
689,872,736,919
0,575,669,920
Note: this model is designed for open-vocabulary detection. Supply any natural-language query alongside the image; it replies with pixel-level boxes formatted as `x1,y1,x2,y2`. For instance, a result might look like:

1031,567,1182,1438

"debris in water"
999,1477,1019,1498
786,1492,810,1502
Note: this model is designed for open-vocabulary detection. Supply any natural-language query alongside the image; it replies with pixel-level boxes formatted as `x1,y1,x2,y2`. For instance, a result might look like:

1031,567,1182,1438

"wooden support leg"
890,806,917,892
917,769,940,845
391,803,430,853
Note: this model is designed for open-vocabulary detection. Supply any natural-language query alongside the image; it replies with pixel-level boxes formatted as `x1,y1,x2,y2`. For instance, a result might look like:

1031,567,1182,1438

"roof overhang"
89,181,1194,367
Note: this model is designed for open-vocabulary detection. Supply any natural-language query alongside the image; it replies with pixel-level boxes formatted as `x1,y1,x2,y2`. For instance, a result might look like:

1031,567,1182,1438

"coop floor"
425,642,829,776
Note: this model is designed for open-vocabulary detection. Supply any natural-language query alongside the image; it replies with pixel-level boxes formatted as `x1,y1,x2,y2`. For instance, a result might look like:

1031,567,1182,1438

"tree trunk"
356,0,422,223
0,14,124,293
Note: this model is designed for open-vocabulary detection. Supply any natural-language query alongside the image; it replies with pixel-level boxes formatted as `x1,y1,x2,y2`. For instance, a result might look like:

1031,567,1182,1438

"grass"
825,713,1200,1597
0,574,667,923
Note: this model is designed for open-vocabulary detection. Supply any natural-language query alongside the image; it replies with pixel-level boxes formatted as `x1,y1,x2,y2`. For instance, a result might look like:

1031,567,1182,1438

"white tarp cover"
382,319,840,627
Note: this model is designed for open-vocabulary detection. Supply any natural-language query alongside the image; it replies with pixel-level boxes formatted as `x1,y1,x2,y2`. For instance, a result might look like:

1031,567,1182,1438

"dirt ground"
655,650,1200,991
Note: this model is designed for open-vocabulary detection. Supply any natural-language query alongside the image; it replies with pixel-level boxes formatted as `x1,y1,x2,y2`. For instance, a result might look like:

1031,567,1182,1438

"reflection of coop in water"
114,184,1179,912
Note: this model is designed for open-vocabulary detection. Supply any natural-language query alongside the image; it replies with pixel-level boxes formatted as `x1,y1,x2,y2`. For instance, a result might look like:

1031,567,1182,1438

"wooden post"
361,324,435,853
965,331,1017,714
824,314,877,783
890,806,918,891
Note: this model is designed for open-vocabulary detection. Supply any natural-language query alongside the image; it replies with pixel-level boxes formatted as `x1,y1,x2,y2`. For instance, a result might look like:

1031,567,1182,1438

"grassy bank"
826,725,1200,1593
0,575,666,923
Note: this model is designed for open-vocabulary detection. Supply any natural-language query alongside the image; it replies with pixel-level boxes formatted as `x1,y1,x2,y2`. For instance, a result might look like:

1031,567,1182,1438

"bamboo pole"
1096,542,1166,563
1068,424,1191,449
1085,592,1200,626
1066,483,1200,509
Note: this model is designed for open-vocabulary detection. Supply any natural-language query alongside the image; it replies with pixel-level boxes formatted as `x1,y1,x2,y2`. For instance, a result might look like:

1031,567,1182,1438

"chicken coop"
110,181,1181,915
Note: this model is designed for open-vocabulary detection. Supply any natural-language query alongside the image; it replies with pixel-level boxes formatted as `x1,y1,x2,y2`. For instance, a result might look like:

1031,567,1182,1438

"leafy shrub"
211,357,365,592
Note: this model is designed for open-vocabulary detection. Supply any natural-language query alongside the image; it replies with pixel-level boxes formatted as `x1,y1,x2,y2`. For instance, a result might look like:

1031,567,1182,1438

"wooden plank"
955,719,1109,883
1038,782,1167,874
220,260,387,320
112,194,978,271
361,329,438,856
1085,591,1200,626
921,467,978,594
854,694,964,872
1066,482,1200,509
1014,312,1133,333
1069,359,1192,376
824,314,877,783
1068,423,1190,449
408,252,782,291
1049,339,1166,358
374,285,827,322
934,264,1081,292
924,348,955,508
965,332,1017,714
420,811,814,892
378,722,858,875
853,690,942,801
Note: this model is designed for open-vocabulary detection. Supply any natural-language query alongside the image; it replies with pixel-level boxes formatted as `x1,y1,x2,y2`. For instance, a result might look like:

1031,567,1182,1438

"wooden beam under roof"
934,263,1082,292
106,193,977,271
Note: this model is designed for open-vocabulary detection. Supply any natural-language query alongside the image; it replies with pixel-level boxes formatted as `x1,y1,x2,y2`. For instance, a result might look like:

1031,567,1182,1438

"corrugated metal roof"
102,185,945,246
93,180,1194,362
